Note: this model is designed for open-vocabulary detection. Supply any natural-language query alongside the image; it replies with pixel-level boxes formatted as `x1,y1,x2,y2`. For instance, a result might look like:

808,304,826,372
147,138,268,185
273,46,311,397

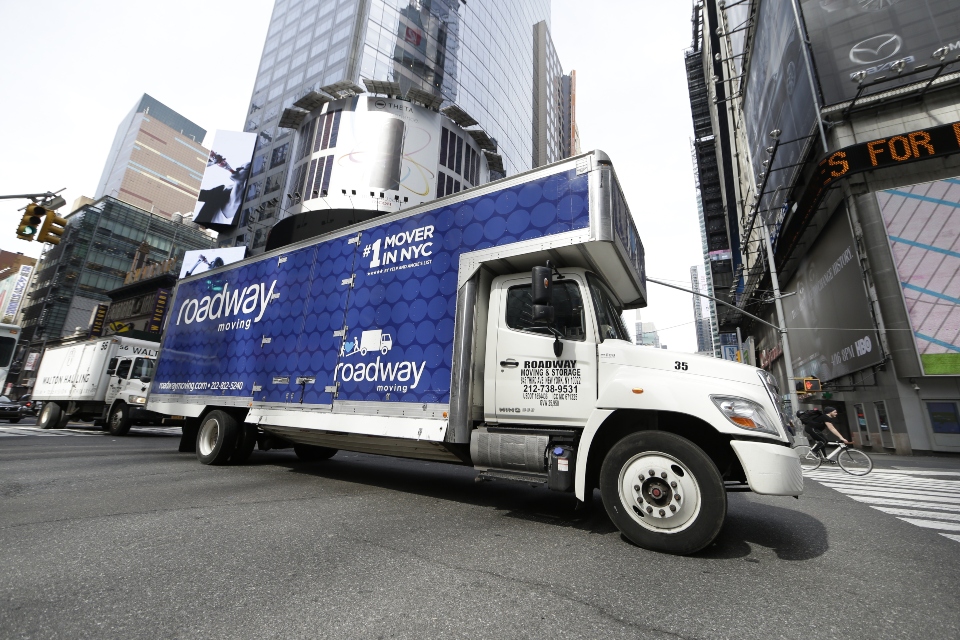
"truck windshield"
586,273,631,342
131,358,155,379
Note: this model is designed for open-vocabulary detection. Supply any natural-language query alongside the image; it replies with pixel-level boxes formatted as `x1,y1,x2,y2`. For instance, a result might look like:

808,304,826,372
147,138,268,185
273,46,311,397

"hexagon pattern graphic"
153,168,590,406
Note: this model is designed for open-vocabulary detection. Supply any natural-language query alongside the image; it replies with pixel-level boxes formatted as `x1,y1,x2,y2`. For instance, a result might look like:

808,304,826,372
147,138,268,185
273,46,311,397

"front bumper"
730,440,803,496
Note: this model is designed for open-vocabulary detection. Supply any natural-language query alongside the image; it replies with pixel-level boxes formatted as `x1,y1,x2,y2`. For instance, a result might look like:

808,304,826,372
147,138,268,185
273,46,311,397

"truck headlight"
710,396,779,436
130,396,147,405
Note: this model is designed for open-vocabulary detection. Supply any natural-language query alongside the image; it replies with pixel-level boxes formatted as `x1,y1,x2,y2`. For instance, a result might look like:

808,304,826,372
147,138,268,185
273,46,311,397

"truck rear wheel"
599,431,726,555
230,424,257,464
107,403,132,436
294,444,338,461
37,402,62,429
196,410,239,465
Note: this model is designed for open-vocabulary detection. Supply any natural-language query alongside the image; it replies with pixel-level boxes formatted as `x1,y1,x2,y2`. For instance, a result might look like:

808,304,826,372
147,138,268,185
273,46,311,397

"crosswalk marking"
807,467,960,544
0,425,180,438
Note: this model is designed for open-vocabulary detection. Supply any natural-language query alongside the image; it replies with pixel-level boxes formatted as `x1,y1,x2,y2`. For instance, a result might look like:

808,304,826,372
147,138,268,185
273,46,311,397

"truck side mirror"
531,262,562,357
531,264,554,324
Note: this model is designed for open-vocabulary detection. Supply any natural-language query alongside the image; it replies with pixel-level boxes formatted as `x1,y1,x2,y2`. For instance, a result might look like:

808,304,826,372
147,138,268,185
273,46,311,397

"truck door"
493,275,596,426
105,358,132,407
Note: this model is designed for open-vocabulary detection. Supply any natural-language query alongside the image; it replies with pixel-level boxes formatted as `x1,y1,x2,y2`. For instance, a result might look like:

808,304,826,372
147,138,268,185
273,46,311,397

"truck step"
477,469,548,485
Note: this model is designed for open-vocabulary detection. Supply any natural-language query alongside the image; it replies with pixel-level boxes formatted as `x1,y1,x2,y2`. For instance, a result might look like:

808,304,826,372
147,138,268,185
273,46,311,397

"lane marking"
806,467,960,543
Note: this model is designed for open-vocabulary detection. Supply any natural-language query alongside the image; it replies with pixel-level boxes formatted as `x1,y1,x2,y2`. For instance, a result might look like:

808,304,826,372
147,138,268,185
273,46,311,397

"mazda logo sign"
849,34,902,64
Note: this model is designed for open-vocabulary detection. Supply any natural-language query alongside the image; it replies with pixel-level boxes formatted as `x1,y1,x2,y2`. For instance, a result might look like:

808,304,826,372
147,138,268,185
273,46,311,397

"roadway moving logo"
176,280,277,331
334,328,425,394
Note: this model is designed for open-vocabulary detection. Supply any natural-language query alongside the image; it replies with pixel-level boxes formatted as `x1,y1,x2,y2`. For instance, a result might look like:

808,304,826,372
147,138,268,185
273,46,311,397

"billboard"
193,130,257,229
180,247,248,278
0,264,33,322
284,97,489,218
742,0,818,214
782,204,882,381
876,178,960,375
801,0,960,106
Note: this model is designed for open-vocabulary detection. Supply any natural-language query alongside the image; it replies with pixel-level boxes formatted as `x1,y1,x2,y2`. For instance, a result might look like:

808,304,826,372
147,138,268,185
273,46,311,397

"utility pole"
759,221,802,442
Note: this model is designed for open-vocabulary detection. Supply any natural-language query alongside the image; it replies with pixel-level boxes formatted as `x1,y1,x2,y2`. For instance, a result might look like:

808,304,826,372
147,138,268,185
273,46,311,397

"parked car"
0,396,27,423
18,393,40,416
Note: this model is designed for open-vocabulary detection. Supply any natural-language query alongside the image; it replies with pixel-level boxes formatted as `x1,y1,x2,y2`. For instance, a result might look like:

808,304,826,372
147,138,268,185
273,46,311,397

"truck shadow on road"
696,494,829,561
279,453,620,536
276,453,827,557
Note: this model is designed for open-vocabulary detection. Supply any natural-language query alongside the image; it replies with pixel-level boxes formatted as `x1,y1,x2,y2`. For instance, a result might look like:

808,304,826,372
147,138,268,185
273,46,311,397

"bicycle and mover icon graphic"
341,329,394,357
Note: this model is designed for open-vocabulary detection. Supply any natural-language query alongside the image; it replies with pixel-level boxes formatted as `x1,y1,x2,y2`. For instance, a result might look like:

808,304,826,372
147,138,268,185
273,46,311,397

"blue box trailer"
148,150,801,554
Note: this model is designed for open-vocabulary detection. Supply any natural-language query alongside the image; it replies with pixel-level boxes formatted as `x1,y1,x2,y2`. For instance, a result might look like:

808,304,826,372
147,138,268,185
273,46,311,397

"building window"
271,143,290,168
437,170,446,197
927,402,960,434
264,173,283,194
251,154,267,176
245,180,262,202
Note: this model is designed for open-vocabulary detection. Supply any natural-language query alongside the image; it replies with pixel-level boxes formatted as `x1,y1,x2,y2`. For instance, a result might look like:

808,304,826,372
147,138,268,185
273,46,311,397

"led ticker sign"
780,120,960,268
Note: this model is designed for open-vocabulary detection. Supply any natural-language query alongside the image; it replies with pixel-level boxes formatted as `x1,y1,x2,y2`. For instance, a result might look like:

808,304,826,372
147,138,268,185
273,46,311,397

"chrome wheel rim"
198,418,220,456
618,451,702,533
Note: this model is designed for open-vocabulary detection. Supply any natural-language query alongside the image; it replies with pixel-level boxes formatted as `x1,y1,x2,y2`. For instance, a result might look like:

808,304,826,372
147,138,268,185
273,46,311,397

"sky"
0,0,704,352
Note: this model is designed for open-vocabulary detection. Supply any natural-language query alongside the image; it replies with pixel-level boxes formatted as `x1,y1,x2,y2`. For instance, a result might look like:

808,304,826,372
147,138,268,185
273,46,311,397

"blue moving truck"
148,151,801,553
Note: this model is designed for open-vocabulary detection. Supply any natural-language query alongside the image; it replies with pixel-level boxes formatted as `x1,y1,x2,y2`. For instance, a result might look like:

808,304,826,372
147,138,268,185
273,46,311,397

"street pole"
760,221,802,442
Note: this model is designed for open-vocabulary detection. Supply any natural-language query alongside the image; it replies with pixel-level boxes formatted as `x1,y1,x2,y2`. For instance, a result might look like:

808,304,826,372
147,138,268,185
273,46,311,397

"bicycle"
794,441,873,476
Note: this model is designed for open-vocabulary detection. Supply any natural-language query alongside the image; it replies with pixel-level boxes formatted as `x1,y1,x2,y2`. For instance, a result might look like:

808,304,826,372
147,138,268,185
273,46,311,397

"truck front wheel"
196,410,239,465
599,431,726,555
37,402,62,429
107,403,132,436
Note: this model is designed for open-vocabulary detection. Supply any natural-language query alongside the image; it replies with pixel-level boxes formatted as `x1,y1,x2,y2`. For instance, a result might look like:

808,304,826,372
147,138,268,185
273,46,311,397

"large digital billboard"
742,0,818,214
782,204,882,381
180,247,248,278
877,178,960,375
193,130,257,229
801,0,960,106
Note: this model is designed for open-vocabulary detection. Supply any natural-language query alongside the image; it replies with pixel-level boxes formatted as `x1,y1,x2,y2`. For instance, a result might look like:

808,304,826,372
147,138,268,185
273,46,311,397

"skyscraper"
223,0,565,251
95,94,208,219
690,264,716,355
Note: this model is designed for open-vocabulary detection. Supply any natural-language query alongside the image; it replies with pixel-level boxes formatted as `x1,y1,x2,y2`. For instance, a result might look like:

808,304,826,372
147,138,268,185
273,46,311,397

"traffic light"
795,377,821,392
37,211,68,245
16,204,45,241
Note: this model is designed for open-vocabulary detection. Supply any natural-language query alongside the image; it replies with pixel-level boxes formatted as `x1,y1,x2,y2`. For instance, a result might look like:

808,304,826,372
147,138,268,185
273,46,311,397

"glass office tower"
225,0,554,251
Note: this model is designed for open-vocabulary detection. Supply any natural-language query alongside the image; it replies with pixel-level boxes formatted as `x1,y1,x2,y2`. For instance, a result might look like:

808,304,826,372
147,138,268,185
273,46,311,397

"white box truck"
147,151,802,554
32,335,163,435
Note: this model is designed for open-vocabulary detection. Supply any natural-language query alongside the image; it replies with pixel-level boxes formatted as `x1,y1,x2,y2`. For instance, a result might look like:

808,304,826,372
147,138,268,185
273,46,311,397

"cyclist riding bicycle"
802,406,850,458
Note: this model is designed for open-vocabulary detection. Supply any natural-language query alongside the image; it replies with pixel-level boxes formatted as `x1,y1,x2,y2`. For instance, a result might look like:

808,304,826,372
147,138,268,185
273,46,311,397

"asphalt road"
1,419,958,639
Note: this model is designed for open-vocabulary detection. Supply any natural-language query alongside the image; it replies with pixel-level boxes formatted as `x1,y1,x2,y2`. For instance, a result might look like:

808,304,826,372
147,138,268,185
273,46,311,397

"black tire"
794,445,822,472
179,419,199,453
107,403,132,436
294,444,338,462
196,410,239,465
37,402,62,429
230,423,258,464
599,431,726,555
838,448,873,476
9,418,20,424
